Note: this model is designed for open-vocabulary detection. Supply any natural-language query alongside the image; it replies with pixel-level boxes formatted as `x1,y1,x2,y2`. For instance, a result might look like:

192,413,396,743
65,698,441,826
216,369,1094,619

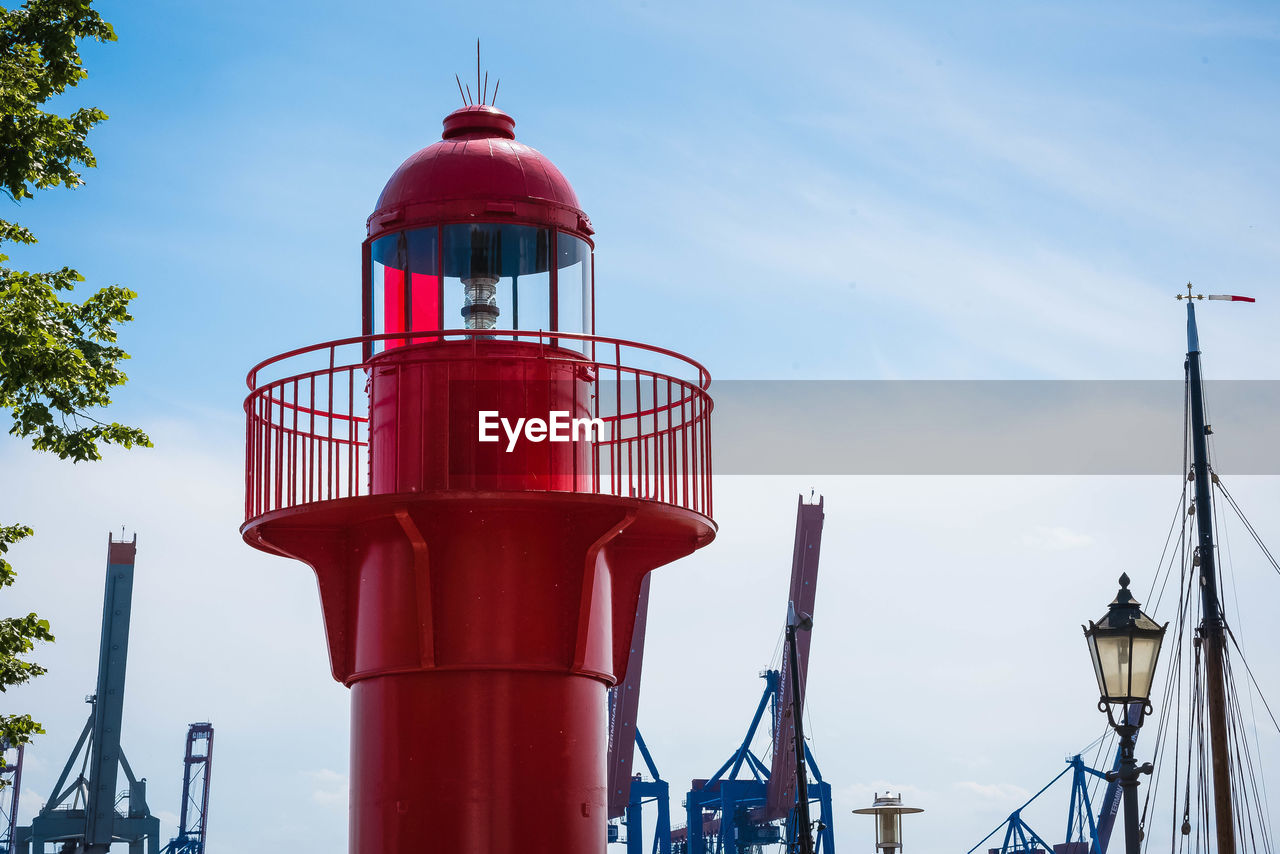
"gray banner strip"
707,381,1279,474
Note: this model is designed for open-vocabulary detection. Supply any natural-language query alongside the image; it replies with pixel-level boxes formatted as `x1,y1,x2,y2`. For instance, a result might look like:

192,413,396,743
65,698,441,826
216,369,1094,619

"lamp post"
1082,573,1168,854
852,793,923,851
786,601,815,854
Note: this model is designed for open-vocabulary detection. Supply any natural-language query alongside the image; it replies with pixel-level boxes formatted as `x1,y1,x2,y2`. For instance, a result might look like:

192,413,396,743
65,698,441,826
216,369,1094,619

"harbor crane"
160,723,214,854
13,535,160,853
968,708,1138,853
674,495,835,854
7,538,215,854
1,741,23,854
608,575,672,853
609,496,834,853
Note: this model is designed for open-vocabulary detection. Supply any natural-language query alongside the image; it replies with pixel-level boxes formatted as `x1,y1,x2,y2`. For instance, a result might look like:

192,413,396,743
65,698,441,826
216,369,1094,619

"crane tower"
14,536,161,854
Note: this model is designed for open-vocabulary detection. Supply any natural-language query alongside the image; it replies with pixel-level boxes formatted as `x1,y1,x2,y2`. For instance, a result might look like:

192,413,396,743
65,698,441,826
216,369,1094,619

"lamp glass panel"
370,234,397,349
1127,633,1162,701
556,232,592,351
877,812,901,846
443,224,551,339
1086,634,1107,698
369,230,440,351
404,228,440,340
1094,631,1131,701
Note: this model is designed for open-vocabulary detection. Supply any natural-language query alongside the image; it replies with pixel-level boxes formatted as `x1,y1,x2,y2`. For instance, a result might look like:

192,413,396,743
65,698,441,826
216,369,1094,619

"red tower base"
245,493,712,853
351,672,606,848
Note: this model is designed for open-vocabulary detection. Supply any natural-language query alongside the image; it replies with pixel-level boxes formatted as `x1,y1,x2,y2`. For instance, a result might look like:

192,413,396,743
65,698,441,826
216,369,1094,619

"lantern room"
362,105,595,347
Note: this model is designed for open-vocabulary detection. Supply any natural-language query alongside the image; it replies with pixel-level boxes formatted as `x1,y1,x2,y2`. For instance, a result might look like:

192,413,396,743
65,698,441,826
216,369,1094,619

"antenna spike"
477,39,481,104
483,71,489,105
491,79,499,106
455,74,467,106
465,84,473,105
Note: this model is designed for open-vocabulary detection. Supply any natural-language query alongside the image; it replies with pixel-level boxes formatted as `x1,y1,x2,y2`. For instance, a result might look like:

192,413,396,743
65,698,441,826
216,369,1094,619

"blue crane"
609,496,835,853
161,723,214,854
1,741,23,854
608,576,672,853
967,706,1140,854
673,670,836,854
673,495,835,854
13,535,161,854
607,724,672,854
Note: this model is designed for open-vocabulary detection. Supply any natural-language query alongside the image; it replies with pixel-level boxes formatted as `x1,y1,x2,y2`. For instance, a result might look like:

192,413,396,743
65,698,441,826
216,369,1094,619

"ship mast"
1181,285,1243,853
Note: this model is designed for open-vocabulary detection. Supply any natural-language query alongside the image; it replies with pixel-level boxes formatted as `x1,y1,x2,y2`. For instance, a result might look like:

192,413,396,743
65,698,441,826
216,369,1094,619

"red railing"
244,330,713,522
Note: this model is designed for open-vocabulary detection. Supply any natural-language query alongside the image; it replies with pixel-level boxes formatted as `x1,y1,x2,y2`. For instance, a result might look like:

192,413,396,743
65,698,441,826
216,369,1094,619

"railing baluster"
670,388,679,508
635,371,643,498
651,377,658,502
270,394,280,512
307,375,316,504
348,367,356,498
327,346,336,501
591,367,601,497
703,402,712,516
252,396,259,517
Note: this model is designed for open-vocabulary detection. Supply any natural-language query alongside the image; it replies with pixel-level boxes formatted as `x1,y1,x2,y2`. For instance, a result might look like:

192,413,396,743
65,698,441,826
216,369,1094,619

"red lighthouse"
241,98,715,853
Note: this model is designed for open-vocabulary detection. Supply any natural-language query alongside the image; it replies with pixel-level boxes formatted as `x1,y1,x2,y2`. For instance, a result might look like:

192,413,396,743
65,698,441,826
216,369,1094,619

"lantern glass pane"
370,234,395,345
369,230,441,351
1093,631,1130,702
1128,633,1161,701
1086,634,1107,697
877,812,901,846
443,224,551,339
557,233,592,348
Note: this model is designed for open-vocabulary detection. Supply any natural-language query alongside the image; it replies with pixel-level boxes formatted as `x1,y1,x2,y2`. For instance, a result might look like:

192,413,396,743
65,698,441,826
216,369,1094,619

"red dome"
367,105,593,242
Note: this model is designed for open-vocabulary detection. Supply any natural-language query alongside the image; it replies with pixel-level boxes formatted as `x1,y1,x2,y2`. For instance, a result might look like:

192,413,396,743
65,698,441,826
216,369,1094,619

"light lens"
462,276,500,329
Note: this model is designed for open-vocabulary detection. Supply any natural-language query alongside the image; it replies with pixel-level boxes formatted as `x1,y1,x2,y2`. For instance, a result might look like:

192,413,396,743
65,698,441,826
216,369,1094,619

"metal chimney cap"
852,793,924,815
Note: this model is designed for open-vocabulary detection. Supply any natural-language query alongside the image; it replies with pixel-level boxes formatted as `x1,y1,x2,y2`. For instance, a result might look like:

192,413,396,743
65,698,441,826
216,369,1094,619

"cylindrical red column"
351,672,607,851
335,492,624,851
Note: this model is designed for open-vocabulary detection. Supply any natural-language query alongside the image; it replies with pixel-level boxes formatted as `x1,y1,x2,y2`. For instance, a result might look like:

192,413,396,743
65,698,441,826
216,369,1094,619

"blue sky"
4,1,1280,851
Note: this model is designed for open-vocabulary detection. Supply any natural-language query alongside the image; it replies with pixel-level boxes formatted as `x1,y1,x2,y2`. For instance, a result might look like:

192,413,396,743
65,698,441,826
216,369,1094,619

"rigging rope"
1215,478,1280,578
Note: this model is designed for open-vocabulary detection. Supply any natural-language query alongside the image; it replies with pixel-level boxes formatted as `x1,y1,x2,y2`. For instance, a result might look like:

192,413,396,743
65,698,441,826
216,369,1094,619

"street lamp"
1082,573,1167,854
852,793,923,852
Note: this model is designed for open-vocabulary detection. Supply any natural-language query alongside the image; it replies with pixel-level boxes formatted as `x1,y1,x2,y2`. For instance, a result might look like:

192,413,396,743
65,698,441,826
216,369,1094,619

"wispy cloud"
1023,525,1095,551
954,780,1032,803
306,769,349,808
